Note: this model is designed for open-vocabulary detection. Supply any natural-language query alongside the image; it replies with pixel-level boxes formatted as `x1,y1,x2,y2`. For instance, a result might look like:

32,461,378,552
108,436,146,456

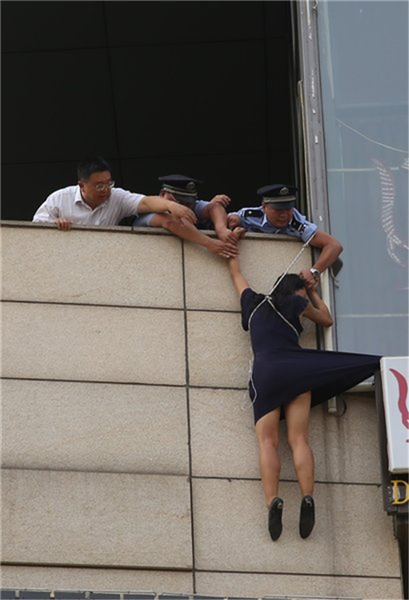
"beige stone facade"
1,222,402,598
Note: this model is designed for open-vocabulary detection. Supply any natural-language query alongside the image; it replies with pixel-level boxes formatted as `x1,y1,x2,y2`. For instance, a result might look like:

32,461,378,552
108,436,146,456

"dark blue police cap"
257,184,297,209
158,174,203,204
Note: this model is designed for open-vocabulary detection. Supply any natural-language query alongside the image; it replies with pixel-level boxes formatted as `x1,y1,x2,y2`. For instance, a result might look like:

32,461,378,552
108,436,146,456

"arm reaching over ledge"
132,175,242,258
138,195,196,225
146,213,239,258
299,230,343,289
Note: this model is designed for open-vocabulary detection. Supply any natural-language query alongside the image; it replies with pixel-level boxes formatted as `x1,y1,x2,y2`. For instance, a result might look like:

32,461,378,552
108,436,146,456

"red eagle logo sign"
389,368,409,441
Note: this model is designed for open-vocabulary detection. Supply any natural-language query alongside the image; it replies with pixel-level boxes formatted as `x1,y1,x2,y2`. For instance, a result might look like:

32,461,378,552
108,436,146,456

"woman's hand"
227,214,241,230
209,194,231,208
306,279,320,294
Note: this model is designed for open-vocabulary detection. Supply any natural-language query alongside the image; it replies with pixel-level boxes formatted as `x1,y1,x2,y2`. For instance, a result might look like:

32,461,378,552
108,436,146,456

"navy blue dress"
240,288,381,423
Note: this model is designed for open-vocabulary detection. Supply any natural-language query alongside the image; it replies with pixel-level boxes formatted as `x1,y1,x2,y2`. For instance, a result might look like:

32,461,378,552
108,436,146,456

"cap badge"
187,181,196,191
280,187,289,196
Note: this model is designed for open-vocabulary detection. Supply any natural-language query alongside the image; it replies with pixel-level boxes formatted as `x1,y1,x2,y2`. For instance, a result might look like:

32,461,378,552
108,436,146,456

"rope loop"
242,230,317,410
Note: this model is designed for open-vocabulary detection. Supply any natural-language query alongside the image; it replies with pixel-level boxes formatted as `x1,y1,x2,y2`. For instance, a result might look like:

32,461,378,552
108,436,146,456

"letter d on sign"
392,480,409,505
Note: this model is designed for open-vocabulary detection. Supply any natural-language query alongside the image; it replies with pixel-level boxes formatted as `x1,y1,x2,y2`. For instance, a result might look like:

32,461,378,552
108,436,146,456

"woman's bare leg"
255,408,281,506
284,391,314,496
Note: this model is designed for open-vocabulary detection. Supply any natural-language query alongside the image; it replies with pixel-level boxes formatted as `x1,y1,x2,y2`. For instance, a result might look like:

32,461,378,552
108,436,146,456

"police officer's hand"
210,194,231,208
227,214,241,230
168,203,197,225
55,218,74,231
210,239,240,259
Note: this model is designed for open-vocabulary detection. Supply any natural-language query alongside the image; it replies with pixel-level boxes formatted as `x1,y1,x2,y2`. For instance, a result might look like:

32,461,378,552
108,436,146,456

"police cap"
257,184,297,209
158,174,203,204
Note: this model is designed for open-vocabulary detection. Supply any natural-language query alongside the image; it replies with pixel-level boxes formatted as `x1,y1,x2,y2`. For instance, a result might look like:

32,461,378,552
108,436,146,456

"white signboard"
380,357,409,474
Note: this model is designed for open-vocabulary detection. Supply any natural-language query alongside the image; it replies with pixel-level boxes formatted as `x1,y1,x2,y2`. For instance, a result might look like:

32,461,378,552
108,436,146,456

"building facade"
1,222,403,598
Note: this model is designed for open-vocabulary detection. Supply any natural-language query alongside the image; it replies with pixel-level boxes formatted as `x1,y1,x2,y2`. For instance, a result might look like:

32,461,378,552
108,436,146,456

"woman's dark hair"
77,157,112,181
270,273,306,306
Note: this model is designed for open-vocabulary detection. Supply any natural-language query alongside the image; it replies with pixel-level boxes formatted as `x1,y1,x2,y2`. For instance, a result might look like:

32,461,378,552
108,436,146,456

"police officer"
132,175,239,258
227,184,343,287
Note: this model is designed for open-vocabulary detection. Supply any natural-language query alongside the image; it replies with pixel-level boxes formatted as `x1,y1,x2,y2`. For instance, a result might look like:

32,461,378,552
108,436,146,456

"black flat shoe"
299,495,315,539
268,497,284,541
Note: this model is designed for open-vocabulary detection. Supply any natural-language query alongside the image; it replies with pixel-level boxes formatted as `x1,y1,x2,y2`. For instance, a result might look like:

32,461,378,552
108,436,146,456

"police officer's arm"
299,230,343,287
138,195,197,224
147,214,239,258
228,257,250,296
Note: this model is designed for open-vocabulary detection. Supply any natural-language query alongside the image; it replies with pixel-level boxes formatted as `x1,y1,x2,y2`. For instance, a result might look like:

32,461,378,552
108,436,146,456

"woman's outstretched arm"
228,257,250,297
302,283,334,327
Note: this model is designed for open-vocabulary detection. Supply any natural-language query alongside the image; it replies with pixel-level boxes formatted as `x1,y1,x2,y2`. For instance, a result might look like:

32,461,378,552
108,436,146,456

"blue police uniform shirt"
233,206,317,242
132,199,210,228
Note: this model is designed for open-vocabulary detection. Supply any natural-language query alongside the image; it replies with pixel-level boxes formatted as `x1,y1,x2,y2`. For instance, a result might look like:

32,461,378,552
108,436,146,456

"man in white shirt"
32,157,197,231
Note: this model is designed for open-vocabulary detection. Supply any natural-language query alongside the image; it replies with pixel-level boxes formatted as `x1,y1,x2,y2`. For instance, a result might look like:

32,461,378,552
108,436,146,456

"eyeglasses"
94,180,115,191
83,180,115,191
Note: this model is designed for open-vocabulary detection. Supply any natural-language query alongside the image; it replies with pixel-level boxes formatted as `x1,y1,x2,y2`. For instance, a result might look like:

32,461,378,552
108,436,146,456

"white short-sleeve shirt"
33,185,145,226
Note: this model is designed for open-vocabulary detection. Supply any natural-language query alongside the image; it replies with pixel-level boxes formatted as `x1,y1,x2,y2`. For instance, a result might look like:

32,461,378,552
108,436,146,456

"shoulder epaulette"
290,215,307,233
243,209,263,219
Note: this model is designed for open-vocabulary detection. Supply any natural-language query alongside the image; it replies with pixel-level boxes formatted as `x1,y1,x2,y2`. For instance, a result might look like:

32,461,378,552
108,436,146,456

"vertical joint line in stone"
181,239,197,592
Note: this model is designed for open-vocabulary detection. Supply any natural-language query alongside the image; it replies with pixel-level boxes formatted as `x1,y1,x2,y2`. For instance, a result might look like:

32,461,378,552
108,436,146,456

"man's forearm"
313,241,343,274
139,196,196,223
166,218,214,250
138,195,172,214
157,215,237,257
152,213,212,248
310,231,343,274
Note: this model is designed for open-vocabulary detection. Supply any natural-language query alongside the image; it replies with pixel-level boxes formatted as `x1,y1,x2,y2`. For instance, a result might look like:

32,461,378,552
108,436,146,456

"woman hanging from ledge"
227,240,381,542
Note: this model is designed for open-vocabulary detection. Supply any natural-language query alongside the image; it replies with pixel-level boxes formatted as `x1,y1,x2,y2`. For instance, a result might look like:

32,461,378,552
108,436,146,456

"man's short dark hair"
77,157,112,181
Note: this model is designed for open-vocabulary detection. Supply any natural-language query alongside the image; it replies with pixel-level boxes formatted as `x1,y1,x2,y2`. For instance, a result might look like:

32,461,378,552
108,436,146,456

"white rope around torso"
241,231,317,410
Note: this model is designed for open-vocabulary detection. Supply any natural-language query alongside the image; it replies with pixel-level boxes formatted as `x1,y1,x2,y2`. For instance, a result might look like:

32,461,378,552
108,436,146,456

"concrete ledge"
1,566,193,595
0,569,402,600
2,380,189,474
2,469,192,569
196,571,402,599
